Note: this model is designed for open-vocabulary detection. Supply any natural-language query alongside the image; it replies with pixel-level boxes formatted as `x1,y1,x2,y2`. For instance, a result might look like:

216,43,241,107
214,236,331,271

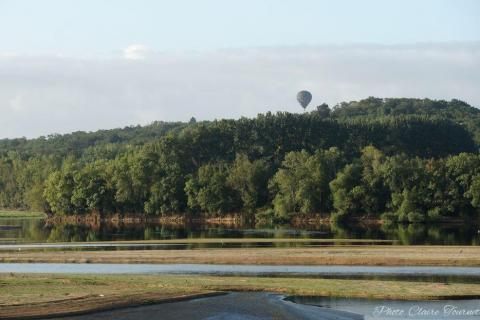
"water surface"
51,292,480,320
1,217,479,246
290,296,480,320
2,263,480,278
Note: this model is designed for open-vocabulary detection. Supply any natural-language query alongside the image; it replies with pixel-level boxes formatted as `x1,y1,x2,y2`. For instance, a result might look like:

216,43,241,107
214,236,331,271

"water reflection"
289,296,480,320
0,218,479,245
2,263,480,278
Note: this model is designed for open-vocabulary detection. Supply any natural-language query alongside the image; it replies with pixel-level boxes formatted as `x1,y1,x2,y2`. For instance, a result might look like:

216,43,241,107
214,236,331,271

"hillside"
0,121,187,158
331,97,480,145
1,98,479,159
1,98,479,222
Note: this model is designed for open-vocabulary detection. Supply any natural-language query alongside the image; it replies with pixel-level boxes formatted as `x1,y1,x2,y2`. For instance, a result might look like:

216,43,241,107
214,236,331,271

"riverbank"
2,273,480,319
42,212,387,227
44,212,250,225
1,245,480,266
0,210,46,218
41,211,477,226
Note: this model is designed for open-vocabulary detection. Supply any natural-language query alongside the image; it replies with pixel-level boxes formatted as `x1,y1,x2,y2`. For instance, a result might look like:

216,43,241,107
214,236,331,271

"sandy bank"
1,245,480,266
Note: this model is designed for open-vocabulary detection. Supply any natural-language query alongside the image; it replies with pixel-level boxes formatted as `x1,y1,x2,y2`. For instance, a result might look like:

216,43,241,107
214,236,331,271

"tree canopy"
0,97,479,223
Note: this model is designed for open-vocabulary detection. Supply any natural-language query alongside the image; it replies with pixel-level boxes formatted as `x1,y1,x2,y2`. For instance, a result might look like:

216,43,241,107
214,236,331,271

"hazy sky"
0,0,479,138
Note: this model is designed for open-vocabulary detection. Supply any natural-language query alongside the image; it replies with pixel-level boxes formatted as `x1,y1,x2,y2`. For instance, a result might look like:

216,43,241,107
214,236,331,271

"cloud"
0,43,479,138
123,44,151,60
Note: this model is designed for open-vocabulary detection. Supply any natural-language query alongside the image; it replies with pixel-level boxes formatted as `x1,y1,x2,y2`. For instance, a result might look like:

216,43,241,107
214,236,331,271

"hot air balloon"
297,90,312,110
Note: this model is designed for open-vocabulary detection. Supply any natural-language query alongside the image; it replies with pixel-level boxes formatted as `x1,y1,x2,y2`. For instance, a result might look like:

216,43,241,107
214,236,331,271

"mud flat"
1,245,480,266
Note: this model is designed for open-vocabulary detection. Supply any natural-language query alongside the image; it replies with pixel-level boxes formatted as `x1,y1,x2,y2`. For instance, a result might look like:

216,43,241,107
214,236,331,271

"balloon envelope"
297,91,312,109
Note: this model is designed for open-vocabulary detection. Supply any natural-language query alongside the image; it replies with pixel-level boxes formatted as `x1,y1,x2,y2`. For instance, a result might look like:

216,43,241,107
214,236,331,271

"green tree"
315,103,331,118
270,148,342,218
227,154,271,213
185,162,240,214
145,162,186,214
467,175,480,208
330,146,387,220
330,163,364,217
44,170,76,215
71,161,114,214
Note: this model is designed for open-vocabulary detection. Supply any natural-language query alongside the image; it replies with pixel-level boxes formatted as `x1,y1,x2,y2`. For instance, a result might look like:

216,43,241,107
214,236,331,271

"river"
53,292,480,320
1,217,480,246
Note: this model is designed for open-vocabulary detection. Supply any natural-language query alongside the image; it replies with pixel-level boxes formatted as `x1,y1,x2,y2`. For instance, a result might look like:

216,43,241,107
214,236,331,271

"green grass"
2,273,480,303
0,210,46,218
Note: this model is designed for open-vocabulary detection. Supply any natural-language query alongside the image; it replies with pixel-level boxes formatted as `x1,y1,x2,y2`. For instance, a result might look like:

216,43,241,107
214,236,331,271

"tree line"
36,146,480,222
2,98,479,159
331,97,480,145
0,101,478,222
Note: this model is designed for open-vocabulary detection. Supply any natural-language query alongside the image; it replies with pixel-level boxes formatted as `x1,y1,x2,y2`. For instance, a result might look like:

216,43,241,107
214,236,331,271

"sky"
0,0,479,138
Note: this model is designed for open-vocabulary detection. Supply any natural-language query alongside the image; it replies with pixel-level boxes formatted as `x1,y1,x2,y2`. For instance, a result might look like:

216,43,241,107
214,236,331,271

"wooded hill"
1,98,479,223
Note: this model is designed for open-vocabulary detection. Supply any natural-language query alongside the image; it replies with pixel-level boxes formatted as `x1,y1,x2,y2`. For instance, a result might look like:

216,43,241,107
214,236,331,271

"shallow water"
1,217,479,246
52,292,480,320
2,263,480,279
55,292,347,320
0,239,395,252
289,296,480,320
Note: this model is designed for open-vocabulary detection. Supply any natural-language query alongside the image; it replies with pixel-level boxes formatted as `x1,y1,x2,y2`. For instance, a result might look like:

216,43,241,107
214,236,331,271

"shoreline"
2,245,480,266
2,273,480,319
2,210,475,226
0,289,224,320
0,210,46,218
19,211,476,226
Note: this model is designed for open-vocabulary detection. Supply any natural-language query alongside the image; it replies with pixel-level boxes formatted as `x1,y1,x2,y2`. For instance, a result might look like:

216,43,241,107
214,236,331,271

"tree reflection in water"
0,218,479,245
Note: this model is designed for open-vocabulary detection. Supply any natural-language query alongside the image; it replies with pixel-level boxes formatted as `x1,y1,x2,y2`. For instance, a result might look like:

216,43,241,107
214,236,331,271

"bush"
427,208,442,221
255,208,275,221
380,211,397,222
331,211,348,224
407,211,426,223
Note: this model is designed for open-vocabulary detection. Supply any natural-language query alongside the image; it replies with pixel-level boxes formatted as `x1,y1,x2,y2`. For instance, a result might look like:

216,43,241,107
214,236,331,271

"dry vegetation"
2,245,480,266
0,211,46,218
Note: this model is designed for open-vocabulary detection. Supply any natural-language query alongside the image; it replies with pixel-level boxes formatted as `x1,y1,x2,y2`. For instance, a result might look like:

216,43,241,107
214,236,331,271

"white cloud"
0,43,479,138
8,94,25,112
123,44,150,60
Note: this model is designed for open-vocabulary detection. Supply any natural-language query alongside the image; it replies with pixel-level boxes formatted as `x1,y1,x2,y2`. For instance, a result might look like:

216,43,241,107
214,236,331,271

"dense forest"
331,97,480,145
0,120,187,158
1,98,479,223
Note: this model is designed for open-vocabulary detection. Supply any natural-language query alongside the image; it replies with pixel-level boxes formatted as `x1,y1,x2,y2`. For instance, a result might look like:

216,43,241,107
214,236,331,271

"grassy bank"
0,210,46,218
1,273,480,319
2,245,480,266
